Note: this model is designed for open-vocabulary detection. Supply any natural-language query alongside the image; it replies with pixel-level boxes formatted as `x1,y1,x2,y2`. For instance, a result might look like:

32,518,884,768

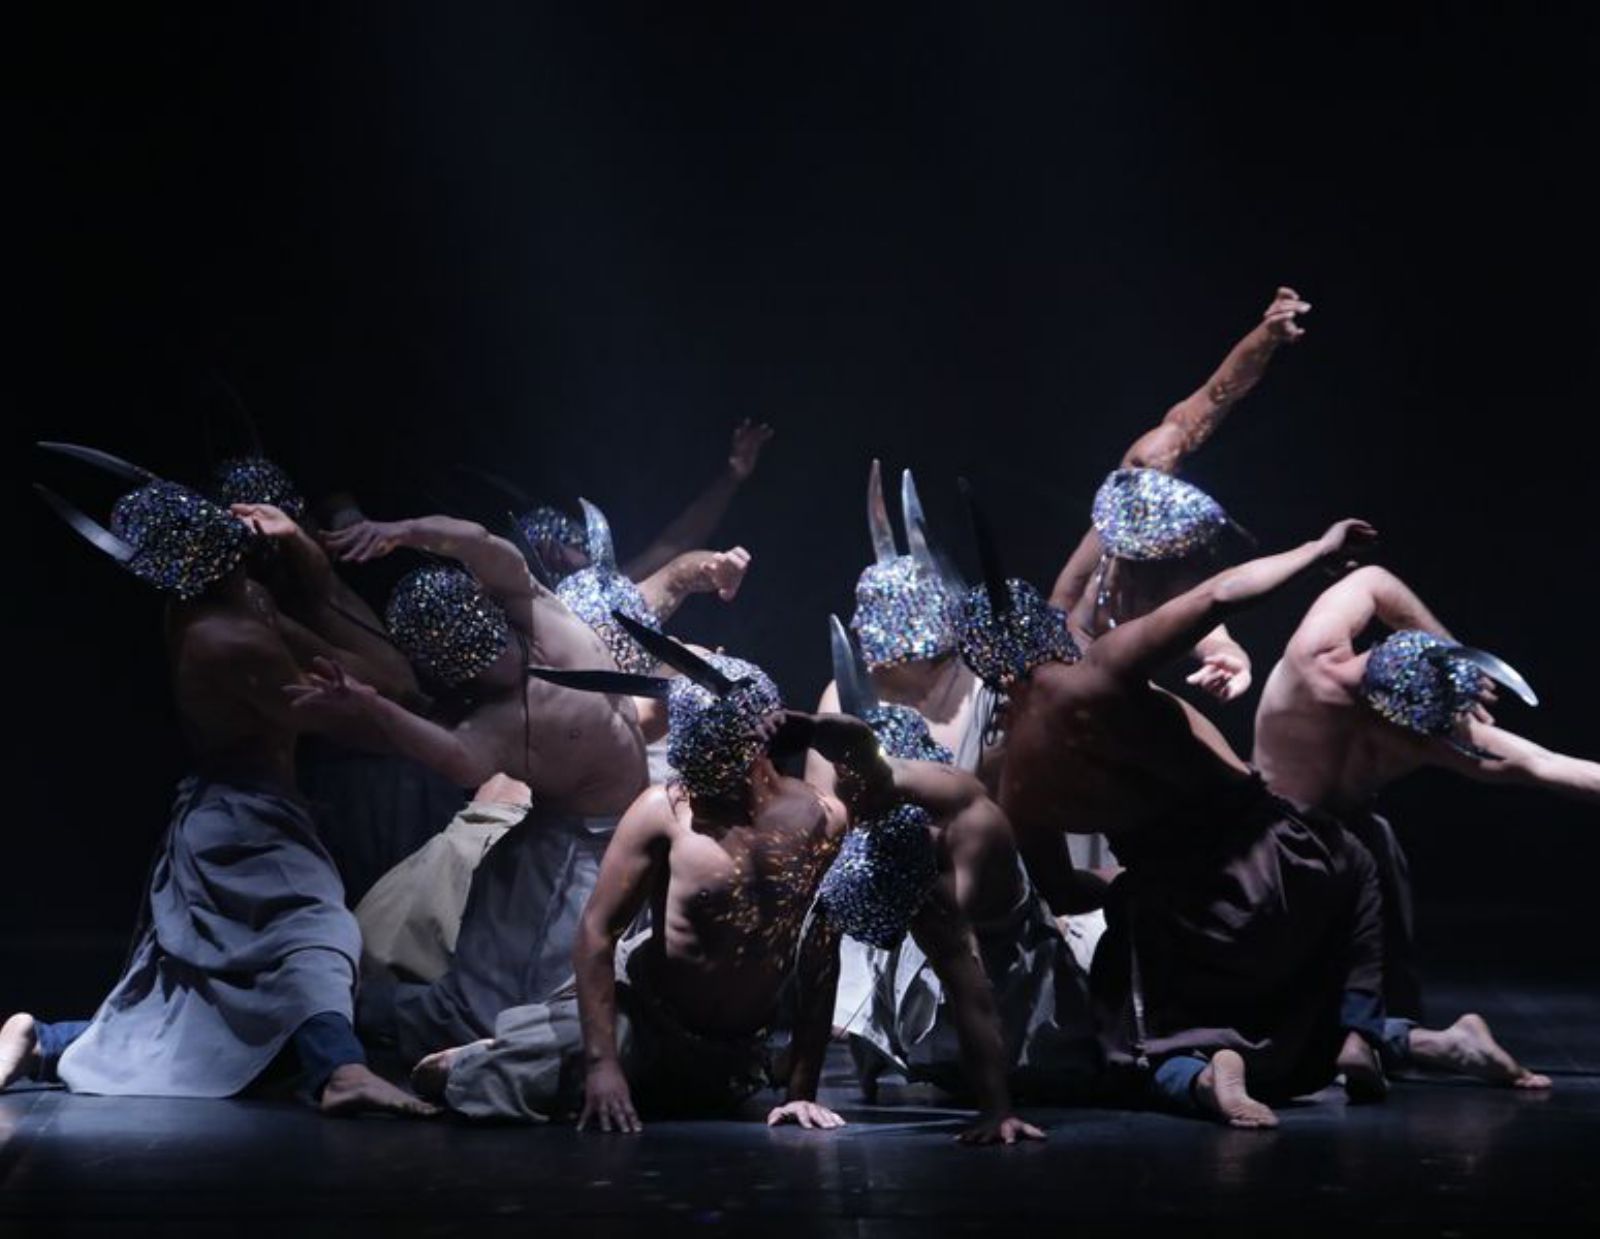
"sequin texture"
818,802,939,949
667,654,784,802
108,481,251,599
210,456,307,522
862,703,954,765
956,579,1080,689
1092,468,1230,562
556,568,663,675
386,564,511,688
517,506,586,575
850,557,959,669
1361,629,1489,743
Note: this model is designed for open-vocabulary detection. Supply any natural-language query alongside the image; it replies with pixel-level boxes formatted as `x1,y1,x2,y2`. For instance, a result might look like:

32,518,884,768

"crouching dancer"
960,481,1389,1127
412,622,1041,1144
1,445,432,1115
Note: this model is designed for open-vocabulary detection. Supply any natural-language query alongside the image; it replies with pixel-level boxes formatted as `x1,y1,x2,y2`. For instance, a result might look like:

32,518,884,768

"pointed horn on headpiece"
33,484,137,564
579,497,617,571
901,468,938,575
867,459,899,565
611,611,736,695
37,442,158,486
829,613,879,719
1433,643,1540,709
526,665,673,699
959,477,1011,616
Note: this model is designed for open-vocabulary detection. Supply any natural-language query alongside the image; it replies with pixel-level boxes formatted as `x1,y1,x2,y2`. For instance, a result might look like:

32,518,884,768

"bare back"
1001,656,1253,850
642,779,847,1035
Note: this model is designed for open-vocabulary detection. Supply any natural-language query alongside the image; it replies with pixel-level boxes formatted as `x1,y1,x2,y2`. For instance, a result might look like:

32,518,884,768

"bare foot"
1409,1013,1553,1090
1337,1029,1389,1103
1193,1050,1279,1129
410,1039,491,1103
320,1063,440,1118
0,1014,39,1090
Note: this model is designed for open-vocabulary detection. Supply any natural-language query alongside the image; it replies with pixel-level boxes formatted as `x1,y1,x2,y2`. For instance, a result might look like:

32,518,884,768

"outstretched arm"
1090,519,1377,683
573,788,673,1134
1122,286,1310,473
636,547,752,621
1287,565,1456,663
622,421,775,580
284,659,501,787
323,514,537,613
1425,721,1600,806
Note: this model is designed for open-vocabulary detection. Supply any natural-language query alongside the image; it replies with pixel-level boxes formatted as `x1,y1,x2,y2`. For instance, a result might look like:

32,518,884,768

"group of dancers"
5,286,1595,1140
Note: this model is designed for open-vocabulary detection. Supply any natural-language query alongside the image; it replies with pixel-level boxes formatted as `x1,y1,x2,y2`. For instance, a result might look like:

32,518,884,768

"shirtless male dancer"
961,482,1387,1127
2,449,429,1114
289,510,746,1062
413,629,1042,1144
1255,565,1598,1088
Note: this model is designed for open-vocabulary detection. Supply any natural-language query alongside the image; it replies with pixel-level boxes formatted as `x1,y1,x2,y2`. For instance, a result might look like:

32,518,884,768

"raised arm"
1122,286,1310,473
1090,520,1376,683
573,787,674,1133
1287,565,1456,663
636,547,752,622
323,514,537,613
622,421,774,580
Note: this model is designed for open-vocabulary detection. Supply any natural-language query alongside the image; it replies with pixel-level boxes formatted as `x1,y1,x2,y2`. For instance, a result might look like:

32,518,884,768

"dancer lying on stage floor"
962,479,1389,1127
1255,564,1598,1089
412,625,1043,1144
291,506,748,1064
2,448,433,1115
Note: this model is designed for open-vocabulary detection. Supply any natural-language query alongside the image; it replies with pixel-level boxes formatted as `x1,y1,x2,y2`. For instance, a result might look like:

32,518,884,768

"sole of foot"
1337,1030,1390,1103
1414,1013,1553,1090
321,1063,440,1118
1195,1050,1279,1130
0,1013,39,1090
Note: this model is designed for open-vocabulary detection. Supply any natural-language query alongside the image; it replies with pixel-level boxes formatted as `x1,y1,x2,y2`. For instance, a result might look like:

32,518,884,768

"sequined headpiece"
517,505,587,569
1360,629,1538,756
814,616,945,946
210,456,307,522
386,564,511,688
830,614,954,764
34,442,251,600
525,616,784,804
850,462,960,669
555,499,663,675
954,480,1080,689
1092,468,1232,563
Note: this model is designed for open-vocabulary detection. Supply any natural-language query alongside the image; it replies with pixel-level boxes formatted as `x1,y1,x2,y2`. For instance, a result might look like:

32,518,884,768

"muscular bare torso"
1000,658,1253,850
167,578,302,791
1253,650,1427,814
639,779,847,1035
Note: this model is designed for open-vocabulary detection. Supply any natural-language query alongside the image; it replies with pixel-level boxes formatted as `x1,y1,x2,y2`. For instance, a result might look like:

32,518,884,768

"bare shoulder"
775,776,849,839
175,604,283,667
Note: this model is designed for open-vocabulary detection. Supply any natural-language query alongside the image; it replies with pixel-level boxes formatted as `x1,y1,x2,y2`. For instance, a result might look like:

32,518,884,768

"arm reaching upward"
1090,520,1377,684
1122,286,1310,473
622,421,775,579
637,547,752,621
573,787,674,1134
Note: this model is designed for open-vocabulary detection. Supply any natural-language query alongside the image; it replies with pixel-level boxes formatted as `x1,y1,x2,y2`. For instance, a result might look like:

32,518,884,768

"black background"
7,3,1596,1011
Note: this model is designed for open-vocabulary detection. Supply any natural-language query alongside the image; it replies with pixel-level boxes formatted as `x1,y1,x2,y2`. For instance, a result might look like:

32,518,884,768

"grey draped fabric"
443,933,772,1122
59,777,360,1097
385,804,620,1062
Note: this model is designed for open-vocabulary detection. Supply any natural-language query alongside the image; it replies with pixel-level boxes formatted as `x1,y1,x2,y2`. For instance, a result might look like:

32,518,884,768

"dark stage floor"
3,979,1597,1238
